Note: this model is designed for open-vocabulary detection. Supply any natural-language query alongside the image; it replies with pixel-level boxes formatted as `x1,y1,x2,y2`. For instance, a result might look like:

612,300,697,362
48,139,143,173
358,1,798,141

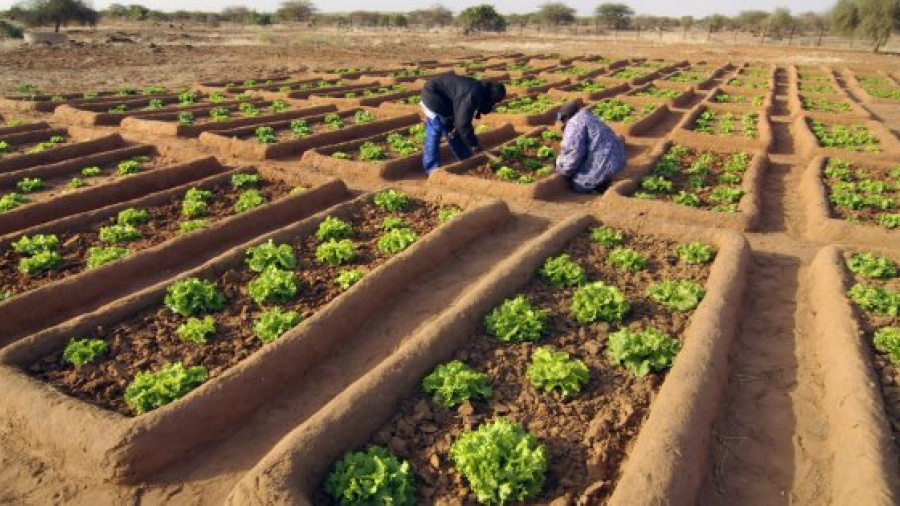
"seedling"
231,173,262,189
234,189,267,213
176,316,216,344
180,219,210,234
590,226,623,246
335,269,364,290
62,338,107,367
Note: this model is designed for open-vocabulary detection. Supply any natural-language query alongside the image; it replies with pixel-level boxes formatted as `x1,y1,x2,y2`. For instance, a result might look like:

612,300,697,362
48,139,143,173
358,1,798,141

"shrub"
19,251,62,275
99,223,141,243
590,226,624,247
335,269,365,290
571,282,630,323
373,189,410,212
234,189,268,213
677,242,716,264
846,253,897,279
450,418,549,505
124,362,208,415
607,248,647,272
874,327,900,366
87,246,129,269
12,234,59,256
527,347,589,397
179,219,209,233
539,254,585,287
245,240,297,273
164,278,226,317
377,228,418,254
647,280,706,311
231,173,262,189
324,446,416,506
422,360,492,407
316,216,354,241
316,239,357,266
117,208,150,227
176,316,216,344
62,338,107,367
484,295,546,342
848,284,900,316
248,266,301,305
607,327,681,376
254,307,303,343
16,178,43,193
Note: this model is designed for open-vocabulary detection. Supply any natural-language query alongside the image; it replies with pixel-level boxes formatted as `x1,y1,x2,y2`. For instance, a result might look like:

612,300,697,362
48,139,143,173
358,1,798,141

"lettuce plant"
607,327,681,376
255,126,277,144
117,207,150,226
19,251,62,275
590,226,623,246
164,278,226,317
316,216,354,241
381,217,406,230
373,189,410,212
245,240,297,272
377,228,418,254
450,418,549,505
484,295,546,342
234,189,267,213
848,284,900,316
182,187,213,218
87,246,129,269
248,266,300,305
678,242,716,264
230,173,262,189
647,280,706,311
62,338,107,367
527,347,589,397
0,193,28,213
439,207,461,222
607,248,646,272
422,360,492,407
571,281,630,323
846,253,897,279
254,307,303,343
179,219,209,233
316,239,357,266
324,446,416,506
539,254,585,287
335,269,364,290
12,233,59,255
874,327,900,366
99,223,141,243
16,177,43,193
176,316,216,344
124,362,208,414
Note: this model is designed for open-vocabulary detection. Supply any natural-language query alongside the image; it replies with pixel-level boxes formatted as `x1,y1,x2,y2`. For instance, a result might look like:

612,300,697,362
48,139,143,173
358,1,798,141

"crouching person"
419,74,507,175
555,100,626,194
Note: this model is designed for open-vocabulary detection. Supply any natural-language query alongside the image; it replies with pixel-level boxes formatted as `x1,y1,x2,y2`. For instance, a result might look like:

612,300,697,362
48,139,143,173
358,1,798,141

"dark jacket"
421,73,491,149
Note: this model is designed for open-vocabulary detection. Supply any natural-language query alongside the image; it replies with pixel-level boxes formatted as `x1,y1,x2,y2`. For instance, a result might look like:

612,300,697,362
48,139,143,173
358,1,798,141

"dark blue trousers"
422,116,472,175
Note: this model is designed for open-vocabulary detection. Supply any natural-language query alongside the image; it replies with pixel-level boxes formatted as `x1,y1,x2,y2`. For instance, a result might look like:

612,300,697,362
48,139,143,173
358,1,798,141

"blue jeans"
422,116,472,174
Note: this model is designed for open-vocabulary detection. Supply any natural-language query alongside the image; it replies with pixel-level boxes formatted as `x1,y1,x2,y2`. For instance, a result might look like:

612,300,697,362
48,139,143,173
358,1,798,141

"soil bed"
28,196,448,416
725,77,770,90
687,109,759,139
1,175,291,300
459,131,560,184
238,109,378,143
821,158,900,229
323,225,711,504
0,132,71,158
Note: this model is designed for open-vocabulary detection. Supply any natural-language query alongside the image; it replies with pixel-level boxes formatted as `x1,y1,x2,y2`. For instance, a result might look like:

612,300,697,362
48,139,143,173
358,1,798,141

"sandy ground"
1,25,899,505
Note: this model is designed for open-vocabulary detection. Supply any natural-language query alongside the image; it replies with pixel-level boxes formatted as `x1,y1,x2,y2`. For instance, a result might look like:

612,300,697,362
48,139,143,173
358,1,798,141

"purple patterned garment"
555,108,626,190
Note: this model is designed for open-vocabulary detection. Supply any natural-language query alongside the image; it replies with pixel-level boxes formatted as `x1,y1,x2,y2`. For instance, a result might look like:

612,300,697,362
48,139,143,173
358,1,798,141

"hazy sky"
0,0,835,17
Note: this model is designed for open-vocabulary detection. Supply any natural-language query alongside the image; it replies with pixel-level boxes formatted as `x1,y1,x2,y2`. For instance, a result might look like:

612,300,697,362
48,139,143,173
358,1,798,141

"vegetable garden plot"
226,212,749,506
0,128,70,161
0,84,171,112
724,76,772,91
195,75,292,91
198,109,418,161
486,63,557,79
538,65,605,81
488,94,568,127
504,76,571,95
547,78,630,102
195,76,329,95
800,156,900,246
790,67,842,96
792,114,900,160
0,121,50,138
660,64,728,90
846,71,900,104
789,91,871,119
0,131,124,174
307,85,416,107
706,86,772,110
272,81,382,102
586,97,672,137
625,83,696,108
428,128,569,201
671,103,773,151
0,188,509,482
304,124,516,180
808,246,900,504
602,140,767,231
312,67,406,80
736,64,774,79
606,66,664,86
120,102,334,138
53,93,256,126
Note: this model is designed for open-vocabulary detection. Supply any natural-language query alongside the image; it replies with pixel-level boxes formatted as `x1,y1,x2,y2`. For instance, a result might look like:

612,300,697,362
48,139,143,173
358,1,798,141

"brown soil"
725,78,770,90
0,176,290,300
710,90,765,105
466,134,559,183
243,112,373,143
1,133,71,156
28,197,443,416
840,250,900,463
328,227,710,504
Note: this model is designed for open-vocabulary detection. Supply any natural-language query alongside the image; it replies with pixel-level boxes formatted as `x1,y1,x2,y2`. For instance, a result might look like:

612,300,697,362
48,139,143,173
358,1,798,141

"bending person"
555,100,627,193
419,74,506,175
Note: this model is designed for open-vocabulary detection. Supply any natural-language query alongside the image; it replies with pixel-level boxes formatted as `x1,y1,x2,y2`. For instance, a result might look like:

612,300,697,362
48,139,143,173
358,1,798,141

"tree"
829,0,900,52
536,2,576,29
409,4,453,28
595,3,633,30
16,0,98,32
277,0,315,22
680,15,694,38
768,7,794,39
735,10,770,33
457,4,506,33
